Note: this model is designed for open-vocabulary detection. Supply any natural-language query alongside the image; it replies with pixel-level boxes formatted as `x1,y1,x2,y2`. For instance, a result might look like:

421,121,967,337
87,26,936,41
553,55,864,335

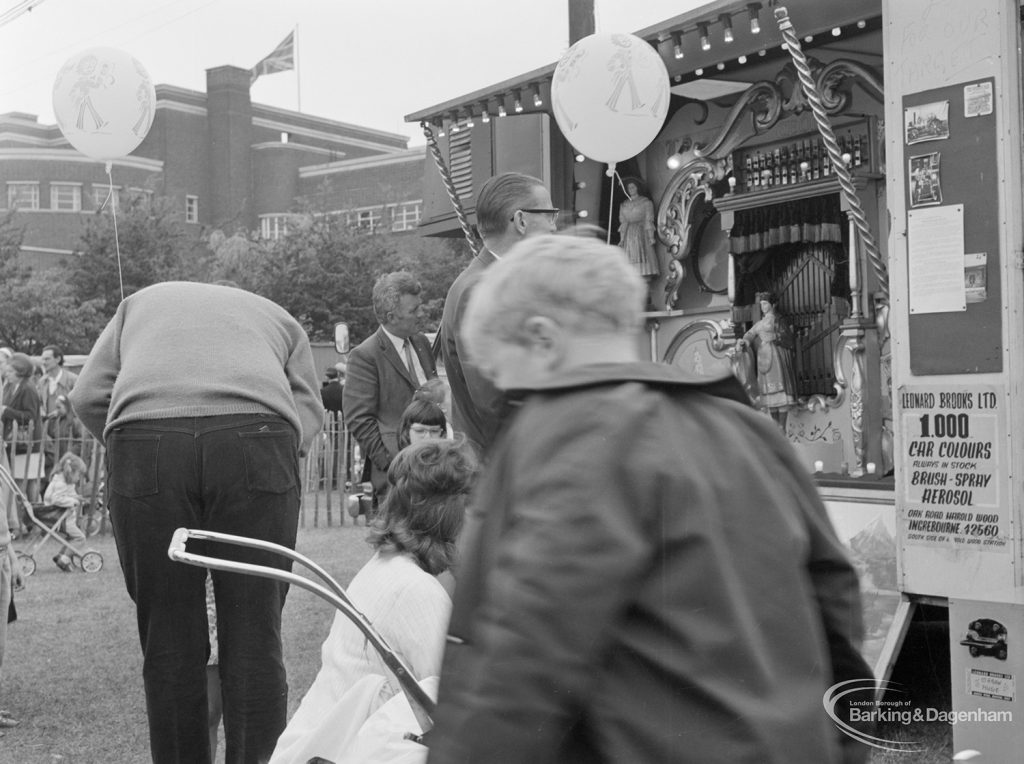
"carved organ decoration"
656,56,885,469
655,57,883,308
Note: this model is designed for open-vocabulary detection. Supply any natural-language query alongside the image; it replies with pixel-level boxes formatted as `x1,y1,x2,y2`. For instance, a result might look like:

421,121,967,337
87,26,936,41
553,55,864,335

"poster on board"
897,384,1007,552
965,252,988,303
964,81,993,117
903,77,1001,375
905,100,950,143
907,204,965,313
909,153,942,207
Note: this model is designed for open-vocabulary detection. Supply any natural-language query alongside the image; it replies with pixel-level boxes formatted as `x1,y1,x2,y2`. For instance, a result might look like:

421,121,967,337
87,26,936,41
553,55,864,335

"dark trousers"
106,415,301,764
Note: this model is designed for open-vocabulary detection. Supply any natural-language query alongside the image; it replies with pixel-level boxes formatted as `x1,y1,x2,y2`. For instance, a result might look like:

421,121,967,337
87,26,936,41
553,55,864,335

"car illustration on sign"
959,619,1008,660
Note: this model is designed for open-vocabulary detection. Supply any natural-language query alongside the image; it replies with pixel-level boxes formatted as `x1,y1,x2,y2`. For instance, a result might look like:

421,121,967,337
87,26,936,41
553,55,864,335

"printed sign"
964,81,994,118
898,385,1006,550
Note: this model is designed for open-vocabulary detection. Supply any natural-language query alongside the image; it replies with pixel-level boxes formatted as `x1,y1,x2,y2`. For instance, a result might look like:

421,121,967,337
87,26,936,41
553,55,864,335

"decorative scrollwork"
818,59,884,113
654,57,882,311
655,155,723,260
775,59,822,115
692,81,783,162
663,318,736,371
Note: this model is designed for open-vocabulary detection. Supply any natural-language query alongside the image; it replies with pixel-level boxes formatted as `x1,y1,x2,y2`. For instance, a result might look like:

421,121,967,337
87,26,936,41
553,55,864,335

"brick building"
0,64,425,268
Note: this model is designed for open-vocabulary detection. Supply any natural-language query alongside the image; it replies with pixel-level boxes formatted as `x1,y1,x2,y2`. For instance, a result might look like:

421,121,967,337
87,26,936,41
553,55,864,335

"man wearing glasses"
439,172,557,455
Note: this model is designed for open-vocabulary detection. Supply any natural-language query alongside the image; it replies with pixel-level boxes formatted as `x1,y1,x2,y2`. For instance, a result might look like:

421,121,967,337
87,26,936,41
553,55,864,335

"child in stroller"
38,452,88,571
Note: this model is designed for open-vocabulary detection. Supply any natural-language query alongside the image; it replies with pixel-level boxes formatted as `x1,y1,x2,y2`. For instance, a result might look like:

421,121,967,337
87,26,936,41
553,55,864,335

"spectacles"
513,208,560,223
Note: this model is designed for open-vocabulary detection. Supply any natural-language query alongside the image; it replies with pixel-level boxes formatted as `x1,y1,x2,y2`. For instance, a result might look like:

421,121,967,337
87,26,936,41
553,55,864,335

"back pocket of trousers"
239,430,297,494
107,433,161,498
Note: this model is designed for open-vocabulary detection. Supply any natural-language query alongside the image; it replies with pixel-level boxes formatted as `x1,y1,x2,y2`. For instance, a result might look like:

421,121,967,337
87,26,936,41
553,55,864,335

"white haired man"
427,234,871,764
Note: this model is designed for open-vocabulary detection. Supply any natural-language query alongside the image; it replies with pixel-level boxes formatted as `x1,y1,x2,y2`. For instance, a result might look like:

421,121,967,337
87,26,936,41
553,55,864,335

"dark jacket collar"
505,362,753,408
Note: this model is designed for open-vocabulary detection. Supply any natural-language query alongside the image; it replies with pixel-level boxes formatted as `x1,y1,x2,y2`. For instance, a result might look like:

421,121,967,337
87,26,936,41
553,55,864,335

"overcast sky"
0,0,702,147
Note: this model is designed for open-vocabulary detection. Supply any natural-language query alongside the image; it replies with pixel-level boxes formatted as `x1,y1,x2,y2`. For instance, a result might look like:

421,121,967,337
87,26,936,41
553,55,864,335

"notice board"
903,78,1001,374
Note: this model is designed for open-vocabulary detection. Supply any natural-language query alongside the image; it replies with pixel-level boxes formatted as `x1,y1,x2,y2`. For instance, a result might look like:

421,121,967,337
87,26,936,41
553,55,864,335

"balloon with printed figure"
551,32,670,166
52,47,155,162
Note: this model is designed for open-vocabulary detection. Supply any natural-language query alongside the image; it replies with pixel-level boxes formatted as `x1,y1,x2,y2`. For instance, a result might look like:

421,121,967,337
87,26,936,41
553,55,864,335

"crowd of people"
0,171,874,763
0,345,94,539
0,344,94,734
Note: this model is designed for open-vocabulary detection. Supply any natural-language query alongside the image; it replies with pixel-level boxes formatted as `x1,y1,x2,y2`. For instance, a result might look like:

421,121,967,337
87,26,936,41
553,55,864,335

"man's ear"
523,316,554,346
523,316,565,367
511,209,527,236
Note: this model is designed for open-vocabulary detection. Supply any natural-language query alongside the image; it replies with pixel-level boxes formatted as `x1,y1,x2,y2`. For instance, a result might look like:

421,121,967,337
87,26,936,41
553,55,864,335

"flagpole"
295,24,301,113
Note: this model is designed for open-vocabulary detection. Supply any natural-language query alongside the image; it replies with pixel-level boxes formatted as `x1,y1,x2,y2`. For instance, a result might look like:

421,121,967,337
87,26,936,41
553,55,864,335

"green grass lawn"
0,518,954,763
2,521,374,764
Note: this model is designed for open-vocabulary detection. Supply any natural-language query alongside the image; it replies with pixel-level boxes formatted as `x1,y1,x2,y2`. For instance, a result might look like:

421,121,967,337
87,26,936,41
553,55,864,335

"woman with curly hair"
270,438,478,764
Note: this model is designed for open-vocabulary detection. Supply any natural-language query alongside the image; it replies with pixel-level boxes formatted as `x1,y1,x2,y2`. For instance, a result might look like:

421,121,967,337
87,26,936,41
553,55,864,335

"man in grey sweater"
71,281,323,764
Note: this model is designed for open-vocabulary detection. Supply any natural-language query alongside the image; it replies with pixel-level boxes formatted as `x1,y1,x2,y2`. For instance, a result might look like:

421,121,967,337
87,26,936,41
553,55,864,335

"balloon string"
606,165,618,244
105,161,125,302
605,165,630,245
614,171,629,197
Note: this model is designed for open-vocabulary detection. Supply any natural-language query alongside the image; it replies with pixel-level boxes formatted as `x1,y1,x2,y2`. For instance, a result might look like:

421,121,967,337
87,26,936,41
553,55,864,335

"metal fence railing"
301,412,364,528
4,419,107,536
2,414,362,534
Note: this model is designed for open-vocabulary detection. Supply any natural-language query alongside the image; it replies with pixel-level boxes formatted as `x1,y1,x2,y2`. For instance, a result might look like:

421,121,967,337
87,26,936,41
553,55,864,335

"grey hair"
372,271,422,323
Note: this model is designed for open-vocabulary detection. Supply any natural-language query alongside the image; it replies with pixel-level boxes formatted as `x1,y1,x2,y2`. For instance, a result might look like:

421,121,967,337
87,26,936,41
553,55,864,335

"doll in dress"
736,291,798,427
618,178,660,307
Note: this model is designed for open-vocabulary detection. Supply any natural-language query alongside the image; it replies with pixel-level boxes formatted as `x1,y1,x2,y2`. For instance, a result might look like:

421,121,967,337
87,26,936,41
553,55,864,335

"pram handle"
168,528,435,734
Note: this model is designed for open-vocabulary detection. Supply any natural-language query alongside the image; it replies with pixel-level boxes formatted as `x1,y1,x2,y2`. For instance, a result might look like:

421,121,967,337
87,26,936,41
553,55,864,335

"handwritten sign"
969,669,1015,702
898,384,1006,550
890,1,995,91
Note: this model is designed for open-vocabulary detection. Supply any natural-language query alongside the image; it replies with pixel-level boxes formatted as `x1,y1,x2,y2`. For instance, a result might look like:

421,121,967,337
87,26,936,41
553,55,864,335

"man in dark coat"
426,235,871,764
343,272,437,502
320,367,345,414
439,172,556,455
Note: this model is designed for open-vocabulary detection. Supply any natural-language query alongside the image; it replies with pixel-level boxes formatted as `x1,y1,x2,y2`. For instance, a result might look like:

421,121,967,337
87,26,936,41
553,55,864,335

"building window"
7,182,39,210
50,183,82,212
260,214,291,240
185,195,199,224
92,184,121,212
128,188,154,209
390,200,422,232
348,206,383,232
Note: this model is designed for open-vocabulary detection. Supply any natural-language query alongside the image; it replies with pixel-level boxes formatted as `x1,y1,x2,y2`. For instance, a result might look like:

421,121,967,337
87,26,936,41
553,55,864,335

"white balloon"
52,47,155,162
551,33,670,166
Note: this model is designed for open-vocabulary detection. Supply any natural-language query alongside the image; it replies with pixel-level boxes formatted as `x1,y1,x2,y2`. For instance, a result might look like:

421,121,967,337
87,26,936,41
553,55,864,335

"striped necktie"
403,338,420,387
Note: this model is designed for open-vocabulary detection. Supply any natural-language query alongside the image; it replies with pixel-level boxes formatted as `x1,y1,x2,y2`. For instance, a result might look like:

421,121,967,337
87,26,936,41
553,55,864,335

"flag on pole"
250,31,295,85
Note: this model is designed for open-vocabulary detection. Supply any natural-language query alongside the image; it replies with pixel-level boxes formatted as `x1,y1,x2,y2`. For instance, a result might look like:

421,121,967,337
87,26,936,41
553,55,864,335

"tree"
0,211,106,353
389,234,472,334
69,196,214,317
0,272,106,354
0,209,27,284
239,215,468,344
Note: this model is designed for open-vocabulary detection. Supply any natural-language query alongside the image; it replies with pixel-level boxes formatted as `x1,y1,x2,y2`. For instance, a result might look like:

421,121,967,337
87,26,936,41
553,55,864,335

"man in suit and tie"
440,172,557,455
343,271,437,506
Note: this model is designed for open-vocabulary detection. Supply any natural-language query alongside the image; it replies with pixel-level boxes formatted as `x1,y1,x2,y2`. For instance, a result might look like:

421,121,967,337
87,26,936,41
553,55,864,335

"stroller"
0,461,104,576
168,528,434,764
